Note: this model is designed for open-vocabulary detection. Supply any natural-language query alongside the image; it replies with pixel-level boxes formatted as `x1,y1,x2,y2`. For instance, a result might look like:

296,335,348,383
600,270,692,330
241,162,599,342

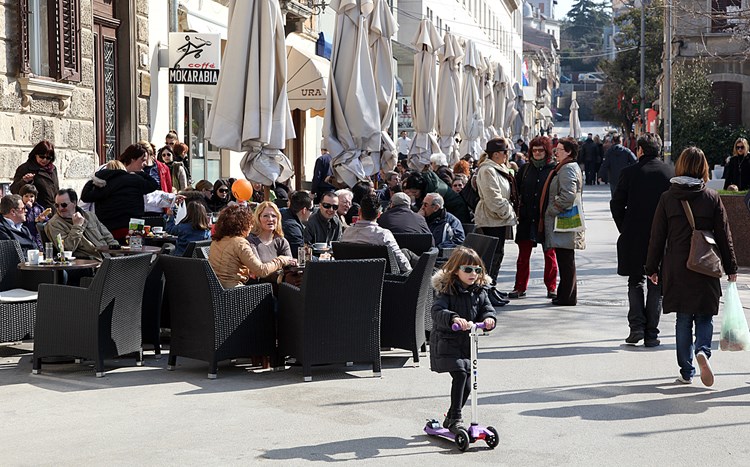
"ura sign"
301,89,322,97
168,33,221,85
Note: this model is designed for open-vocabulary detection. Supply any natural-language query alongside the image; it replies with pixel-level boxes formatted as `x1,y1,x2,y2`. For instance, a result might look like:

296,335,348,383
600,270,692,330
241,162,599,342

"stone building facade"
0,0,150,193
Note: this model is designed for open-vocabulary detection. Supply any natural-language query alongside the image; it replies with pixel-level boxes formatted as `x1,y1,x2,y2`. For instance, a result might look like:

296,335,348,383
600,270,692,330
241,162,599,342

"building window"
711,0,742,32
20,0,82,81
712,81,742,125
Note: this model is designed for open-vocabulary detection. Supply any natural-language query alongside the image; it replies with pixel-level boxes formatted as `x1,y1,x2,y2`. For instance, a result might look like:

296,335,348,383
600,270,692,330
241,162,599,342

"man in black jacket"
581,134,601,185
303,191,342,245
377,192,431,236
0,194,37,253
610,133,674,347
281,190,313,258
598,133,636,196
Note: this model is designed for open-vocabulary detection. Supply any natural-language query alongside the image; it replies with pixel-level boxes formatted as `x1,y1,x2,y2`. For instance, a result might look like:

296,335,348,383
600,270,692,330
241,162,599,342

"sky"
555,0,575,20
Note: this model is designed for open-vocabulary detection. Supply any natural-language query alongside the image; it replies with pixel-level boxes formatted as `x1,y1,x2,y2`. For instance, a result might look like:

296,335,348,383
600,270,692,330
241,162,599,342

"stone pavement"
2,184,749,465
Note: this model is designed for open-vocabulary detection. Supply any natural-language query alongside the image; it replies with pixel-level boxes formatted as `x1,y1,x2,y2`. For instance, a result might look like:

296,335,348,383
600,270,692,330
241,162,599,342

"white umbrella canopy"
493,63,509,138
325,0,394,187
482,57,497,145
407,19,443,171
436,33,463,165
459,40,484,160
205,0,295,186
369,0,399,174
570,98,582,139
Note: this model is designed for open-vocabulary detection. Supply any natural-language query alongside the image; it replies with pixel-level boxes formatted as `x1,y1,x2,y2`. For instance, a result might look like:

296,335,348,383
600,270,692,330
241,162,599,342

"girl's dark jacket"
430,270,496,373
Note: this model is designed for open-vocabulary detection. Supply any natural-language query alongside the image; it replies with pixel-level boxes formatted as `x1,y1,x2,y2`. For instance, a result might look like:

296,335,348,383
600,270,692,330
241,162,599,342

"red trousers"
513,240,558,293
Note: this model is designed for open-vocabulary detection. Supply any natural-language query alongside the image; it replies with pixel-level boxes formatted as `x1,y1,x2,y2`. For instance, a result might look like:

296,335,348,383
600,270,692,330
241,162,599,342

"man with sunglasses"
45,189,118,260
0,194,37,253
303,191,342,246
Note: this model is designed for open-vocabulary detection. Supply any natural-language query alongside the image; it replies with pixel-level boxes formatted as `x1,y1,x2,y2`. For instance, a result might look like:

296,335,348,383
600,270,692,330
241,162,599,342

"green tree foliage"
593,2,663,131
560,0,611,71
671,62,748,167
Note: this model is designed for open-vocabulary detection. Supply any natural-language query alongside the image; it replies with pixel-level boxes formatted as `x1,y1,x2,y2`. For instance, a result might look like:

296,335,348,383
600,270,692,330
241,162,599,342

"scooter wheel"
455,428,470,452
485,426,499,449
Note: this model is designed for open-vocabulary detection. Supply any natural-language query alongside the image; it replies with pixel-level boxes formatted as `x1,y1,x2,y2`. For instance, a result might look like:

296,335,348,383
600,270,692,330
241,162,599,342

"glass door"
184,94,220,184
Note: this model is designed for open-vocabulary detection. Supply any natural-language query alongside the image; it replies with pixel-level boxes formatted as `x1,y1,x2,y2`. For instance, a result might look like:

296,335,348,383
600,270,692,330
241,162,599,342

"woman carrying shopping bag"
645,147,738,386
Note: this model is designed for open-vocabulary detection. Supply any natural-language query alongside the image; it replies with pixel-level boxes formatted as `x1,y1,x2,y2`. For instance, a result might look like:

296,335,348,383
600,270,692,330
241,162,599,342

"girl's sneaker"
675,376,692,384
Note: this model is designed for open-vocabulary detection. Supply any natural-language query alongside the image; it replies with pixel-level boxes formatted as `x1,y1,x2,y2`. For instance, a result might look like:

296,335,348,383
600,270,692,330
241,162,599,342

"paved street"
2,184,749,466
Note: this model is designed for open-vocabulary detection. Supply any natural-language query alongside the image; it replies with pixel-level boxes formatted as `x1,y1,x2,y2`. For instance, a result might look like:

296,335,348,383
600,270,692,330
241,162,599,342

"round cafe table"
18,259,101,284
96,245,162,256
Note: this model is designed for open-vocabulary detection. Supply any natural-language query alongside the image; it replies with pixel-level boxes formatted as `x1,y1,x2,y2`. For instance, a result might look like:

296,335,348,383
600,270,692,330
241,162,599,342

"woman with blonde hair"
646,146,737,386
247,201,292,280
723,137,750,190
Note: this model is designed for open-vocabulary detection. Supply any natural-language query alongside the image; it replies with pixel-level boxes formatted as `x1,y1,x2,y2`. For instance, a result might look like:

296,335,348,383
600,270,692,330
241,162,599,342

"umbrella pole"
264,186,271,202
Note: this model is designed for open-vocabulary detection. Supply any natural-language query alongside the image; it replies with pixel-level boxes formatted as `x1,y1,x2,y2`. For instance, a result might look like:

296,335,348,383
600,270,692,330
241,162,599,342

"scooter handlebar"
451,321,487,331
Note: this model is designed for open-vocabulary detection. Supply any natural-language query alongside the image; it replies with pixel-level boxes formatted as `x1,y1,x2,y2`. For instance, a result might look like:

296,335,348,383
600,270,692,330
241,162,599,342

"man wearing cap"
377,192,432,237
311,143,335,204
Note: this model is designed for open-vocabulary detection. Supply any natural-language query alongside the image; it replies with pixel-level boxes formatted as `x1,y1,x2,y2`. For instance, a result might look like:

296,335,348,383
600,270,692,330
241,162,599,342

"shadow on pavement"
261,435,445,462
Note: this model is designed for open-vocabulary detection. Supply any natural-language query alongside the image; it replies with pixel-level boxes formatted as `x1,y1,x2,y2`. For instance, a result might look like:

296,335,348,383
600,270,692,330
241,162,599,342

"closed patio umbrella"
482,56,497,145
325,0,395,187
407,19,442,171
205,0,295,186
493,63,510,138
370,0,399,175
570,98,582,139
436,33,463,165
510,82,525,140
459,40,483,160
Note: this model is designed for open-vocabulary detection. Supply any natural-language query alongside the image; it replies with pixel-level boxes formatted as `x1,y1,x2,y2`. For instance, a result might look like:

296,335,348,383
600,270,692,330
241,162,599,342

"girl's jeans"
675,312,713,379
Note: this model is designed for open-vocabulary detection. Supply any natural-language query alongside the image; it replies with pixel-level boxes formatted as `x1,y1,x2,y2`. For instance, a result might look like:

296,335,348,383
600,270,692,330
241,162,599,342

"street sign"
168,33,221,85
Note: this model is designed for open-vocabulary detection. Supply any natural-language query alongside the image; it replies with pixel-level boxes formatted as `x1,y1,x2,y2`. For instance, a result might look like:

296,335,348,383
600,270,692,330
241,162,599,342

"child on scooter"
430,246,496,432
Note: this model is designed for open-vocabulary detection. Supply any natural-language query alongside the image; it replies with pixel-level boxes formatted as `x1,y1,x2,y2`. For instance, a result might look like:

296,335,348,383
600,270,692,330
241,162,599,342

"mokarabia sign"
168,33,221,85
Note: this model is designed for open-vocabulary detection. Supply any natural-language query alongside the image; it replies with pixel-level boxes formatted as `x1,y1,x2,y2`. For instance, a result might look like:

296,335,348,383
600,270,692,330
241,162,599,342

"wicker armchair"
0,240,37,343
392,233,434,256
184,240,212,258
278,259,385,382
160,256,276,379
381,248,438,364
461,223,476,235
32,253,152,377
195,246,211,259
331,242,402,275
463,233,499,272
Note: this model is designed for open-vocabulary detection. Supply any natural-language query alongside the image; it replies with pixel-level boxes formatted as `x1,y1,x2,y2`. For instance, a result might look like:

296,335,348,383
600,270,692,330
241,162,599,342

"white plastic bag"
720,282,750,351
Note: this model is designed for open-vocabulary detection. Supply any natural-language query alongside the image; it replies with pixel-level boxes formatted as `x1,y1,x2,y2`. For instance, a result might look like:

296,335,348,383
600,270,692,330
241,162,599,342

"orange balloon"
232,179,254,202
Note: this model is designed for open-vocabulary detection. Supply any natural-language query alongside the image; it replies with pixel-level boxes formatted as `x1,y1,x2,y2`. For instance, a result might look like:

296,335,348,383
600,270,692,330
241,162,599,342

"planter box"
721,195,750,267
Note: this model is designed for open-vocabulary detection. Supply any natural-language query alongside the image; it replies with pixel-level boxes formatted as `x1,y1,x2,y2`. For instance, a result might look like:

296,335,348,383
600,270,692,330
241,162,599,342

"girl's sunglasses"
458,265,483,274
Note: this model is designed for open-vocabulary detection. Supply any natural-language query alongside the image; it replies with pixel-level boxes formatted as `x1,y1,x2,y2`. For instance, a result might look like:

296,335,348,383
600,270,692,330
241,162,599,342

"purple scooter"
424,322,499,452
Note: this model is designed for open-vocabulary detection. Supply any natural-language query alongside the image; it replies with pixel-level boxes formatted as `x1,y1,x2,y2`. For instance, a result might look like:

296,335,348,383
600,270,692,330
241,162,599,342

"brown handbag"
681,200,724,278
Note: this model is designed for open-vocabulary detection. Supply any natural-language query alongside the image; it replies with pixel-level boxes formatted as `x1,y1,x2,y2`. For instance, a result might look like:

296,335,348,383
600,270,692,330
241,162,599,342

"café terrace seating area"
0,231,472,382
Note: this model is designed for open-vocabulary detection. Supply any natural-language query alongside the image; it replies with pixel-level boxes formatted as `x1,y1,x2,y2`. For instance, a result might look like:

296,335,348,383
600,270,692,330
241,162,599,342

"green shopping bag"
720,282,750,351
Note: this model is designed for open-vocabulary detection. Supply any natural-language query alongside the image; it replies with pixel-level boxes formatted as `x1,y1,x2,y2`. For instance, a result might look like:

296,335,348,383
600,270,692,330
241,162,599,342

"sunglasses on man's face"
321,202,339,210
458,265,483,274
54,202,70,208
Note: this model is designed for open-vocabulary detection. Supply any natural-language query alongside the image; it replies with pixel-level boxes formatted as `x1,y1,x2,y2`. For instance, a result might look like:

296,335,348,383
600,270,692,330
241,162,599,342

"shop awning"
178,0,228,40
286,33,329,116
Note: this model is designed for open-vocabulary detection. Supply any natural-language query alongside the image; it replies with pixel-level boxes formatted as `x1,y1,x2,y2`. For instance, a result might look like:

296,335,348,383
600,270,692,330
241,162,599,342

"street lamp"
306,0,328,15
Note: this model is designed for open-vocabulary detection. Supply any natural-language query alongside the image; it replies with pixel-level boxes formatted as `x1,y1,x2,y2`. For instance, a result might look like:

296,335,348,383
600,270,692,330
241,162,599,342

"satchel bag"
681,200,724,278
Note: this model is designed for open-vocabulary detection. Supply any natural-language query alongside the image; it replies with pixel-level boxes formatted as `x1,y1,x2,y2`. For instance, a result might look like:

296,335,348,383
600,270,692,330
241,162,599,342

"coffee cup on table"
63,251,74,260
152,226,164,234
27,249,40,265
313,243,327,250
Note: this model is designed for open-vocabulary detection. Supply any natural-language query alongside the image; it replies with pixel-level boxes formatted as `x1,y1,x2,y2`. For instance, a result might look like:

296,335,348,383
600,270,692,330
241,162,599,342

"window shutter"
19,0,31,74
712,81,743,126
711,0,741,32
53,0,81,82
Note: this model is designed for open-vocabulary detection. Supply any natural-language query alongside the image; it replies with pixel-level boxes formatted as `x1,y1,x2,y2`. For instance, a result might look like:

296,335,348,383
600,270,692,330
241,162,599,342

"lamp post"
663,0,673,164
639,0,646,131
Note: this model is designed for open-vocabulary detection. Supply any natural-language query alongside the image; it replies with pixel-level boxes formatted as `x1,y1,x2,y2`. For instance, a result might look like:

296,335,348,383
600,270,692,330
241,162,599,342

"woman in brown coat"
645,147,738,386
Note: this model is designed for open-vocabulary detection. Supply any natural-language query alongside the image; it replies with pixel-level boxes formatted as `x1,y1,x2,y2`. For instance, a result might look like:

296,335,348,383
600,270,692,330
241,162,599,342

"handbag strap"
680,200,696,230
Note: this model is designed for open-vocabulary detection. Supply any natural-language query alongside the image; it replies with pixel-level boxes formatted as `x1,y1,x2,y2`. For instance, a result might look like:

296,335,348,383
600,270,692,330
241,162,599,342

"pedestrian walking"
645,147,738,386
610,133,673,346
723,137,750,190
598,132,636,196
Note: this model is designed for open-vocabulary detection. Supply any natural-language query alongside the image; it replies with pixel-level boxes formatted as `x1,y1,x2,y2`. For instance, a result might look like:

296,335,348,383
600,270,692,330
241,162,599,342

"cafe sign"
168,33,221,84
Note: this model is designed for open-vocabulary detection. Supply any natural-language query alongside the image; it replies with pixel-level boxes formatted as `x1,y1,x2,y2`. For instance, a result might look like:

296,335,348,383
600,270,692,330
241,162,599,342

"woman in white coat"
474,138,518,286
